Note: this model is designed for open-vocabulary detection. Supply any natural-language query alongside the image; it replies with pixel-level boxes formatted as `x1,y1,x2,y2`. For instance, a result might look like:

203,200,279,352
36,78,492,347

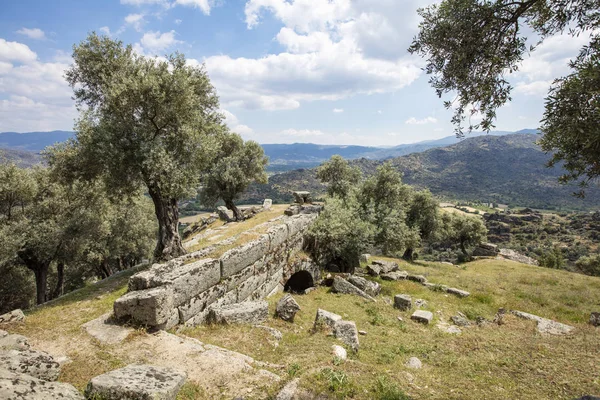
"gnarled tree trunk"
403,247,414,261
148,185,186,261
225,199,244,221
17,248,50,305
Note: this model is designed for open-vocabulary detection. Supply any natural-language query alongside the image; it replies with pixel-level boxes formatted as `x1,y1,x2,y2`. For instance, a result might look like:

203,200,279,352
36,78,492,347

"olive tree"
403,190,440,260
200,132,268,221
316,155,362,200
441,212,488,258
65,33,222,260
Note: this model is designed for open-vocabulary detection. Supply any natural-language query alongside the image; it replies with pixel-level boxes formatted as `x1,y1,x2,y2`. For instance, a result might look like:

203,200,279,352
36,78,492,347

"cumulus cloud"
140,30,181,53
405,116,437,125
333,108,344,113
99,26,112,36
221,109,255,138
282,128,325,137
125,13,146,31
0,39,37,63
16,28,46,40
174,0,213,15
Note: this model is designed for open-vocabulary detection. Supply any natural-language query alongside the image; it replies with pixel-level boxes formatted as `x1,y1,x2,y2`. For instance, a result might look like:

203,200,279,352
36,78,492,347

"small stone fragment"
358,330,367,336
411,310,433,325
590,312,600,327
394,294,412,311
451,313,471,327
334,320,360,352
276,294,301,322
397,316,404,322
332,345,347,361
415,299,428,308
360,254,371,263
406,357,422,369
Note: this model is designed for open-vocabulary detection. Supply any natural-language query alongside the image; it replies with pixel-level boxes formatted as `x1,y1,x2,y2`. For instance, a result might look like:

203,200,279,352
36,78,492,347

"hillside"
0,148,43,168
245,134,600,210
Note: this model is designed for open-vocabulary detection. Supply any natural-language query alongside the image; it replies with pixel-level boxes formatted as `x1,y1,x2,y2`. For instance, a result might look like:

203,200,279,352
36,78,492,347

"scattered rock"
447,288,470,298
314,309,342,332
415,299,428,308
0,349,61,381
303,287,316,295
451,313,471,327
372,260,399,273
0,367,83,399
331,345,347,361
498,248,539,266
511,310,575,335
256,325,283,342
366,264,382,277
436,322,462,334
394,294,412,311
208,301,268,325
347,275,381,297
407,274,427,284
217,206,235,222
406,357,422,369
411,310,433,325
262,199,273,210
85,364,187,400
82,313,133,345
590,312,600,327
0,331,29,351
276,378,300,400
472,243,500,257
358,330,367,336
284,205,301,216
331,276,375,302
334,320,360,352
0,309,25,324
397,316,404,322
276,294,301,322
381,271,408,281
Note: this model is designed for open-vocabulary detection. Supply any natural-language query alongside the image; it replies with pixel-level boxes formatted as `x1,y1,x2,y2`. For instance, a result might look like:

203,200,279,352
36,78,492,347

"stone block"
347,275,381,297
407,274,427,284
394,294,412,311
85,364,187,400
447,287,470,298
220,235,270,279
381,271,408,281
222,263,256,293
276,294,301,322
0,368,83,399
207,301,269,325
0,309,25,324
262,199,272,210
267,223,289,250
411,310,433,324
334,320,359,352
314,309,342,331
251,269,283,301
590,312,600,327
285,215,313,238
177,284,226,324
237,269,268,302
0,332,29,351
366,264,382,276
331,276,375,301
114,286,174,326
0,349,60,381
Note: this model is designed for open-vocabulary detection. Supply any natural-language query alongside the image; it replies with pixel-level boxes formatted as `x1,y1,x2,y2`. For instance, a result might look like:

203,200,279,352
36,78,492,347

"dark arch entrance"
284,270,314,293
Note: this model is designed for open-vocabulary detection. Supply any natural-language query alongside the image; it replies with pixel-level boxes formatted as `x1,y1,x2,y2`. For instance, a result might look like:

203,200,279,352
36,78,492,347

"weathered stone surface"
0,331,29,351
314,309,342,331
411,310,433,324
251,269,283,301
262,199,273,210
237,269,268,303
590,312,600,327
220,235,270,279
472,243,499,257
208,301,268,325
114,286,174,326
0,367,83,399
334,320,359,352
0,349,60,381
276,378,299,400
332,345,347,361
394,294,412,311
267,224,289,250
451,313,471,327
300,204,322,214
372,260,399,274
178,284,227,324
82,313,133,345
499,248,539,266
276,294,301,322
360,254,370,263
285,214,314,238
447,288,470,298
436,322,462,334
284,205,301,216
331,276,375,301
511,310,575,335
217,206,234,222
347,275,381,297
406,357,422,369
292,191,312,205
0,309,25,324
85,364,187,400
366,264,382,276
407,274,427,284
381,271,408,281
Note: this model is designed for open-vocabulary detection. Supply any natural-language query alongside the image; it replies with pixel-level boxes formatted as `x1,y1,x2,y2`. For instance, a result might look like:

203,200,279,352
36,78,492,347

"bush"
575,255,600,276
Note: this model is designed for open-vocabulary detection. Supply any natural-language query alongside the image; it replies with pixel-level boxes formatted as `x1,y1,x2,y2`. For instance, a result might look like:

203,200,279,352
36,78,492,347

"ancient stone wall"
114,212,320,330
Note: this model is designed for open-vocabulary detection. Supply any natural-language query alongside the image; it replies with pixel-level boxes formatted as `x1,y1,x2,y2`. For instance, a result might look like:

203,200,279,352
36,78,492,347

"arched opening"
284,270,314,293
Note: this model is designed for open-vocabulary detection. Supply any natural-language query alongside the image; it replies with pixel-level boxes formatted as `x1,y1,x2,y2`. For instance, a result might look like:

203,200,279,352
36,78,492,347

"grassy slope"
2,226,600,398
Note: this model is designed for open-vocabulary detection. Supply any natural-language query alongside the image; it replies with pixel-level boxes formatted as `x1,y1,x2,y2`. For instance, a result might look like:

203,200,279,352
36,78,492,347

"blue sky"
0,0,590,145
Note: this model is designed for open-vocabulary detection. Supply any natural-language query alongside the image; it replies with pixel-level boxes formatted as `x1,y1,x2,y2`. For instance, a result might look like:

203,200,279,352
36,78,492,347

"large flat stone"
267,223,289,250
0,349,61,381
220,235,270,279
0,309,25,324
447,287,470,298
314,309,342,332
0,367,83,399
114,286,174,326
207,301,269,325
381,271,408,281
276,294,301,322
511,310,575,335
331,276,375,301
85,364,187,400
347,275,381,297
334,320,359,352
0,331,30,351
411,310,433,325
82,313,133,345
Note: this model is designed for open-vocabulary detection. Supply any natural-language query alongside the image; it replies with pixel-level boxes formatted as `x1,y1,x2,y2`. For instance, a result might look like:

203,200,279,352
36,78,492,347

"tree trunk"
148,185,186,261
97,259,113,280
52,262,65,299
225,199,244,221
17,248,50,305
403,248,414,261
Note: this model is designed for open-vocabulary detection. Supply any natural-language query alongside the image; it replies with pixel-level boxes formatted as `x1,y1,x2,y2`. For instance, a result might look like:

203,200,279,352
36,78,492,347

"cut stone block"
447,287,470,298
0,349,61,381
372,260,399,273
394,294,412,311
113,286,174,326
207,301,269,325
85,364,187,400
314,309,342,332
82,313,133,345
0,367,83,399
331,276,375,301
511,310,574,335
334,320,359,352
220,235,270,279
267,223,289,250
347,275,381,297
411,310,433,325
381,271,408,281
407,274,427,284
366,264,382,276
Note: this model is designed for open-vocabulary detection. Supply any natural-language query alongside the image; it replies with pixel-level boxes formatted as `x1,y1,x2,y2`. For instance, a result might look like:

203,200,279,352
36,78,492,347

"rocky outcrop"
85,364,187,400
499,249,539,266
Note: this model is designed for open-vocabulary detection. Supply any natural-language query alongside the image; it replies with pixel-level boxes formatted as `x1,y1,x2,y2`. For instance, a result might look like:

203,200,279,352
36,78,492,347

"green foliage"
200,132,268,220
575,254,600,276
316,155,362,199
372,375,411,400
537,247,565,269
438,212,487,258
320,368,356,397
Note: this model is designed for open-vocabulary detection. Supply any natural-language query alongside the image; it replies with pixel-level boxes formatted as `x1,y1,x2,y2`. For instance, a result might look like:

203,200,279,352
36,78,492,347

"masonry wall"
113,212,319,330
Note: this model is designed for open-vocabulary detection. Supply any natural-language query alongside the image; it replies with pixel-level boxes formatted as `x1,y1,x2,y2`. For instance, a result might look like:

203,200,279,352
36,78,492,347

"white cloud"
405,116,437,125
175,19,183,24
515,80,552,97
125,13,146,31
0,39,37,63
16,28,46,40
221,109,255,138
282,128,325,137
333,108,344,113
140,30,181,53
99,26,112,36
175,0,213,15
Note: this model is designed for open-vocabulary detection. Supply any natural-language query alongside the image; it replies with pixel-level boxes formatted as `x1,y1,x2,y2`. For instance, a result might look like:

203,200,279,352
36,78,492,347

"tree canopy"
410,0,600,191
316,155,362,200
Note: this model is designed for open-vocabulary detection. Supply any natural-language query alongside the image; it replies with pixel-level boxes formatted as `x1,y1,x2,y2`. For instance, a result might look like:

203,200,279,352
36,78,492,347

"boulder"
113,286,175,327
331,345,347,361
0,309,25,324
394,294,412,311
499,248,539,266
276,294,301,322
207,301,269,325
284,205,301,216
366,264,382,276
372,260,399,273
85,364,187,400
472,243,499,257
447,288,470,298
0,367,83,399
590,312,600,327
405,357,422,369
407,274,427,284
347,275,381,297
331,276,375,301
411,310,433,325
334,320,359,352
0,331,30,351
217,206,235,222
314,309,342,332
511,310,575,335
262,199,273,210
0,349,61,381
381,271,408,281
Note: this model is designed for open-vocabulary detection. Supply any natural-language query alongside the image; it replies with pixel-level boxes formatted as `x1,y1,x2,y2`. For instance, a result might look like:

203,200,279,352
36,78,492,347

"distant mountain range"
0,131,74,152
243,133,600,211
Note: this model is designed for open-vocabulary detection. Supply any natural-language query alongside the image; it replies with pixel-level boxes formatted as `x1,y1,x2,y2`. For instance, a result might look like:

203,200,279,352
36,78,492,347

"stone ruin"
114,210,321,330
